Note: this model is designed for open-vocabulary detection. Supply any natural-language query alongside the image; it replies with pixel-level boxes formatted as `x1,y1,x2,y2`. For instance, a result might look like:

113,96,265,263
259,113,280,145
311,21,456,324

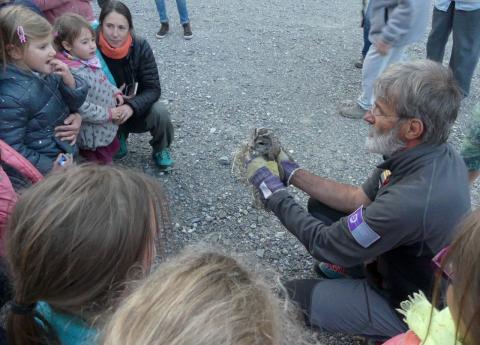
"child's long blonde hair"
0,5,52,69
6,164,172,345
101,248,320,345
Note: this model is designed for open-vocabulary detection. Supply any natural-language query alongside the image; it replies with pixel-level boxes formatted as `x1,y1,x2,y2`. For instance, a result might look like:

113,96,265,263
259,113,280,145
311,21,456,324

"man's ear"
62,41,72,51
403,118,424,141
6,44,23,60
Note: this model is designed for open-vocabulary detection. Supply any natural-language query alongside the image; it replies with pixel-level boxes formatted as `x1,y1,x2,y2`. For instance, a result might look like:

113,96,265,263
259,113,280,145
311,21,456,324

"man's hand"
111,104,134,124
55,113,82,145
246,156,284,200
276,149,301,186
50,58,75,88
375,39,391,55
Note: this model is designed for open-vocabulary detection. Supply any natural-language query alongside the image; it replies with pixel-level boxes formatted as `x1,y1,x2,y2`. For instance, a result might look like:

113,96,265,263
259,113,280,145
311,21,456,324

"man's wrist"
288,167,305,187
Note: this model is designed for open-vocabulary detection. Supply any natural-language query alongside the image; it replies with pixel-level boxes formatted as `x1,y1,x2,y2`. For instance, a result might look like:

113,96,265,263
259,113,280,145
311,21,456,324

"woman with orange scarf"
97,0,174,170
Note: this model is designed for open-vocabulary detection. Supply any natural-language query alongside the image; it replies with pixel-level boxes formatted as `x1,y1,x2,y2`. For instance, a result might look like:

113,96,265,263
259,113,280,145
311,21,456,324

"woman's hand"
50,58,75,88
115,93,125,106
111,104,134,124
55,113,82,145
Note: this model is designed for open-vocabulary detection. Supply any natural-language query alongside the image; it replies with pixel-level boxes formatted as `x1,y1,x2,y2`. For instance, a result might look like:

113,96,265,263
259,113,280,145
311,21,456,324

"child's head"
6,164,172,344
101,248,315,345
0,5,55,72
53,13,96,61
435,209,480,344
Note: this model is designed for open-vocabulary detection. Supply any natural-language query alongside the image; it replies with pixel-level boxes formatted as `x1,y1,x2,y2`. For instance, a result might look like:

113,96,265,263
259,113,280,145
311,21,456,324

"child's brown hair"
0,5,52,69
53,13,95,52
6,164,172,345
101,248,319,345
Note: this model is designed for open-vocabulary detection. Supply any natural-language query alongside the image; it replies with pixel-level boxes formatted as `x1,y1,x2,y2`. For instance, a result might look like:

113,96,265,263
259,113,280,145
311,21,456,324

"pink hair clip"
16,26,27,44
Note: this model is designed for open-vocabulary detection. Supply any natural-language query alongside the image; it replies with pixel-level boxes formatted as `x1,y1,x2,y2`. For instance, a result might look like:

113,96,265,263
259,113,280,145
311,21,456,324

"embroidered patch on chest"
378,169,391,189
347,206,381,248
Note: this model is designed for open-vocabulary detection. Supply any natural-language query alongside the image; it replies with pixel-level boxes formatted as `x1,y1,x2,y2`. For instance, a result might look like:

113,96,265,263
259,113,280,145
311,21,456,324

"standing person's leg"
357,0,372,68
450,8,480,96
426,4,454,62
285,279,407,340
358,45,406,109
338,44,406,120
155,0,170,39
175,0,190,24
176,0,192,39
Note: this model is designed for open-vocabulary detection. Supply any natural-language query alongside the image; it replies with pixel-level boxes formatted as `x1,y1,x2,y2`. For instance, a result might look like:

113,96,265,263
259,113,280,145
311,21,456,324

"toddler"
54,14,123,164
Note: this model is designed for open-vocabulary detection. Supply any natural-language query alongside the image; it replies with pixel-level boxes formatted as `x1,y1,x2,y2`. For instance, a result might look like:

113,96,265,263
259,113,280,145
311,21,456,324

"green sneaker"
114,132,128,160
153,148,174,169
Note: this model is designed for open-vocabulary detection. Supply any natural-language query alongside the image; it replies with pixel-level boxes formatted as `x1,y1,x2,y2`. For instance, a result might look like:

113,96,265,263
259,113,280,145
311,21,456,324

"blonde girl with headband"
53,13,124,164
6,164,172,345
384,209,480,345
0,6,88,183
101,249,319,345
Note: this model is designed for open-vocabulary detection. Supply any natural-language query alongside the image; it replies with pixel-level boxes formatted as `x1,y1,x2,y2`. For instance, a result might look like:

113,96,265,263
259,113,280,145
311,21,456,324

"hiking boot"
314,261,348,279
156,22,169,39
114,132,128,160
153,148,174,169
354,56,365,69
183,23,193,40
339,103,368,119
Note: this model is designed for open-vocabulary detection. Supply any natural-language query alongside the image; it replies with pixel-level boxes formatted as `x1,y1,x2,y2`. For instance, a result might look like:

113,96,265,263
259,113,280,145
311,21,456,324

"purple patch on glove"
249,167,284,199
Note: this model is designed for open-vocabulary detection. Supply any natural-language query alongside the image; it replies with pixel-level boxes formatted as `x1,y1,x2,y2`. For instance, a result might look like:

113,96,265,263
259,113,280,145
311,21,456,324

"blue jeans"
155,0,190,25
361,0,373,57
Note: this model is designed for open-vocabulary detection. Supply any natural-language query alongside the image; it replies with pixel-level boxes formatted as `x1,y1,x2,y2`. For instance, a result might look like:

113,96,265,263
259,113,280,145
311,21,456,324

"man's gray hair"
374,60,463,145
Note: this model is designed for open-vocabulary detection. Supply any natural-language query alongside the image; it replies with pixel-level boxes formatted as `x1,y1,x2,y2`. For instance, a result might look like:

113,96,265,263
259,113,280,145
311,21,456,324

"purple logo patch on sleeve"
347,206,380,248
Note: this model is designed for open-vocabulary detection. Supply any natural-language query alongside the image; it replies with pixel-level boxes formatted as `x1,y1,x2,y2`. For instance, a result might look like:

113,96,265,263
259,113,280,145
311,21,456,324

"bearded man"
246,60,470,340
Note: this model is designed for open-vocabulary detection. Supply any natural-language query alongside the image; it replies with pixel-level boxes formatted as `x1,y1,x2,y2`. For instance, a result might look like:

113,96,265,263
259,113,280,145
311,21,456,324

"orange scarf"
98,31,132,60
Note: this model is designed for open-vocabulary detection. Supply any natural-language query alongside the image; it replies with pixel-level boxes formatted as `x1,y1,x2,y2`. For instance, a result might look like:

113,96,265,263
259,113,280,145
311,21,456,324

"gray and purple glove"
276,149,301,186
246,157,285,200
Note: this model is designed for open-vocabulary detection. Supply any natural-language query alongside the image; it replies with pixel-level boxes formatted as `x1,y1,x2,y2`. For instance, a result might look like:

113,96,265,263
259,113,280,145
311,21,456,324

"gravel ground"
104,1,480,343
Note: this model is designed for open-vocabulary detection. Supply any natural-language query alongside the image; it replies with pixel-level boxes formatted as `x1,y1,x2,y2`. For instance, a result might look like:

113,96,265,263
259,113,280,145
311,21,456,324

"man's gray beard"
365,124,406,156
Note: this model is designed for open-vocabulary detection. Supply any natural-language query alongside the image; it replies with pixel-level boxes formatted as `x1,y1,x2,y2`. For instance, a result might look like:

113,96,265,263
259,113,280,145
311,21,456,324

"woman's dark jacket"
0,64,88,174
100,35,161,119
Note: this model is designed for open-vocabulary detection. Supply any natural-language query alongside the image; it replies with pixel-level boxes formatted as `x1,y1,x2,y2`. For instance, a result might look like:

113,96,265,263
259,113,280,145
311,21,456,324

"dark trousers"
285,198,407,339
426,3,480,96
120,100,174,154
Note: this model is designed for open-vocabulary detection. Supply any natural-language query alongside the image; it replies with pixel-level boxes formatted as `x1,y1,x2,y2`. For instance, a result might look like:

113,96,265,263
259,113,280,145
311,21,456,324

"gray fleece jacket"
369,0,432,47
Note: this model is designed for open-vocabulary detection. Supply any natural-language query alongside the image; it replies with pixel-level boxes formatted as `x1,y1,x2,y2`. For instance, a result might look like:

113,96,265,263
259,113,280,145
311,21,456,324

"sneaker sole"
184,35,193,40
156,33,168,39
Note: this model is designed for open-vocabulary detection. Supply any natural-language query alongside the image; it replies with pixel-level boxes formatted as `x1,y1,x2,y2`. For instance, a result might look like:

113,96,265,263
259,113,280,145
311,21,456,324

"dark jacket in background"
101,35,161,120
0,65,88,174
